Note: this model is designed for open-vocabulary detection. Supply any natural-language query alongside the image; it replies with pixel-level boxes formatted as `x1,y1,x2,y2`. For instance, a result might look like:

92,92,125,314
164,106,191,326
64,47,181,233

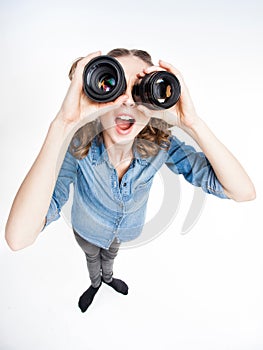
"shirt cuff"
41,199,61,231
206,181,230,199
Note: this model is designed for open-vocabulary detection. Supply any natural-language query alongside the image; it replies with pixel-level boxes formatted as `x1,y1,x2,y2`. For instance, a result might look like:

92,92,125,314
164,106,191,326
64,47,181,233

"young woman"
5,48,256,312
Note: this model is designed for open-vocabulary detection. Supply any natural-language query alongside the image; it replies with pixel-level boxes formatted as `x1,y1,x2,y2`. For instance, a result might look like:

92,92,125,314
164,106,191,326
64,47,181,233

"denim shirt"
43,135,228,249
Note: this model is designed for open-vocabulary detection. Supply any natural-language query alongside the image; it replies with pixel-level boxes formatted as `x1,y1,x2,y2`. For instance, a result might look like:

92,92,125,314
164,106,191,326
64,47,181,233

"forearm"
184,116,256,201
154,60,255,201
5,117,74,250
5,51,120,251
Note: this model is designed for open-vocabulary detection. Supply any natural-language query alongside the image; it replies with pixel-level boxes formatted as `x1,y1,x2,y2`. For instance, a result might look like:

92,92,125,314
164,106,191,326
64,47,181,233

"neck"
102,133,134,166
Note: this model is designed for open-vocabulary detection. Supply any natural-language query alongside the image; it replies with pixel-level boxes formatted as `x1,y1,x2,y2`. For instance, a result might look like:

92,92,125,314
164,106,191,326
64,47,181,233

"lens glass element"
154,78,172,103
98,74,116,92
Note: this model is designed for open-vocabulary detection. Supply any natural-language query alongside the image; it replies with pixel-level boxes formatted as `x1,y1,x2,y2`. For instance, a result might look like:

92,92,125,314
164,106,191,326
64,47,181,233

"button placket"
111,169,121,200
120,172,131,197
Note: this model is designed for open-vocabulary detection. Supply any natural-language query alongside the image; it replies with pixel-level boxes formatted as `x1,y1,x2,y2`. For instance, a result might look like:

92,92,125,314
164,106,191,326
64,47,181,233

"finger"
136,104,148,113
70,51,102,89
143,65,166,75
159,60,182,77
136,104,153,118
136,71,146,78
158,60,173,69
111,94,129,106
98,94,128,113
77,51,102,69
82,102,121,121
137,104,175,124
71,51,102,81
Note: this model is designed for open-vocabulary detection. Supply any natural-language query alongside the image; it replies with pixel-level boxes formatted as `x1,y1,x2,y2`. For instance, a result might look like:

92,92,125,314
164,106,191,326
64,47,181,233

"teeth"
118,115,133,121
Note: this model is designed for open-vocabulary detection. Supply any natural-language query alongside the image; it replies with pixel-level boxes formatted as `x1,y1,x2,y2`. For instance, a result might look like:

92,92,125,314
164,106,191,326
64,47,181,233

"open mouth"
115,115,136,134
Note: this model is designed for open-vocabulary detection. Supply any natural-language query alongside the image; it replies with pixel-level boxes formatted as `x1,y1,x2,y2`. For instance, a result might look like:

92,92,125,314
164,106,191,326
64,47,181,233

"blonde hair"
69,48,172,160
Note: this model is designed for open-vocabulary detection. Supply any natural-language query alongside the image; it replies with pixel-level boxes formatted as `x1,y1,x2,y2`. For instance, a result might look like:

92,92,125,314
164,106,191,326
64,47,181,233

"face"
99,55,151,147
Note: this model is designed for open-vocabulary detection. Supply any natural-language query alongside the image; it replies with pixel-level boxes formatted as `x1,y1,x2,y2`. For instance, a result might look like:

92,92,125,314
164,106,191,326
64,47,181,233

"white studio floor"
1,196,262,350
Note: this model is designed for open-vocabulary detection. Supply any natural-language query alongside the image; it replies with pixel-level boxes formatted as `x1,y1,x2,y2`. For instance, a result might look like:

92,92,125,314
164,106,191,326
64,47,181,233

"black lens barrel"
83,55,181,109
83,56,127,102
132,71,181,110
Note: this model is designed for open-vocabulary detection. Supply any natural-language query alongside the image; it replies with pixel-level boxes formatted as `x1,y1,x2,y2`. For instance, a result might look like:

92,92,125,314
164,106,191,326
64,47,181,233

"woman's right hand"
55,51,128,130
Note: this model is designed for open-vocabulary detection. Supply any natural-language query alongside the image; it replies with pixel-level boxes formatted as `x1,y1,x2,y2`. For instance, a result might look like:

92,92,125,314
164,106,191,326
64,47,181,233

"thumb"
112,94,129,105
97,95,128,115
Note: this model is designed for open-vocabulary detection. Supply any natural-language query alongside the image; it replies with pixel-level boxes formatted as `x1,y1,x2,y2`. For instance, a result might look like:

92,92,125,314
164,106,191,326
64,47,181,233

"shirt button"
123,183,127,187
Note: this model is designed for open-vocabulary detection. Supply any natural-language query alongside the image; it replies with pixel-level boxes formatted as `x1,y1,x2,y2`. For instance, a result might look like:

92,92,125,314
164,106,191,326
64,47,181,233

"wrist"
187,115,204,131
48,117,76,147
52,111,80,134
180,115,204,138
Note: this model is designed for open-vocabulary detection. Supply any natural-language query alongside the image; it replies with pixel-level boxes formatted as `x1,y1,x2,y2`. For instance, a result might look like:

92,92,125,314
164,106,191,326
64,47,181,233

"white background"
0,0,262,349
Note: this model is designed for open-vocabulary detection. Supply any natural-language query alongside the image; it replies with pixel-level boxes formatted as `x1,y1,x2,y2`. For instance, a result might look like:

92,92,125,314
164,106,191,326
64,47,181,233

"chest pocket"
133,179,153,203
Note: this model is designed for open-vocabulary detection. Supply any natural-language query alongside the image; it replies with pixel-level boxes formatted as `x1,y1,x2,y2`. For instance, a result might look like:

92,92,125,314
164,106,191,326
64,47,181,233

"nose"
122,83,136,107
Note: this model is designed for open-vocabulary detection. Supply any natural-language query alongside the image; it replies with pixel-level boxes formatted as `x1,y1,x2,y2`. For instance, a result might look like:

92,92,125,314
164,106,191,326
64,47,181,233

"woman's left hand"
137,60,256,203
136,60,199,130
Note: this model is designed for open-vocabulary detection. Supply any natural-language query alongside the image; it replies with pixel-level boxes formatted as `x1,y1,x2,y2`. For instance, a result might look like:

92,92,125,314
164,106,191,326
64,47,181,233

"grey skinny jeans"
73,229,121,288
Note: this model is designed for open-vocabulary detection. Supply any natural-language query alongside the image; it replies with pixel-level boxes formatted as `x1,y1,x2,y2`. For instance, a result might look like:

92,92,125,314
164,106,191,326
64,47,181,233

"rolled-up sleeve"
165,136,229,199
42,149,78,230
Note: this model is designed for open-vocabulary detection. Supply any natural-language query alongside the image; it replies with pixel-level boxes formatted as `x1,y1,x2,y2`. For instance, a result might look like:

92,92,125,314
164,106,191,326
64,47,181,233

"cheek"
133,118,150,135
136,114,151,129
99,114,114,129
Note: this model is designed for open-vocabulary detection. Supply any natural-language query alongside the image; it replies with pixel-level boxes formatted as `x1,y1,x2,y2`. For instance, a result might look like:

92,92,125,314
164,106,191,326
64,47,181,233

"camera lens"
132,71,181,110
98,74,116,92
83,56,127,102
